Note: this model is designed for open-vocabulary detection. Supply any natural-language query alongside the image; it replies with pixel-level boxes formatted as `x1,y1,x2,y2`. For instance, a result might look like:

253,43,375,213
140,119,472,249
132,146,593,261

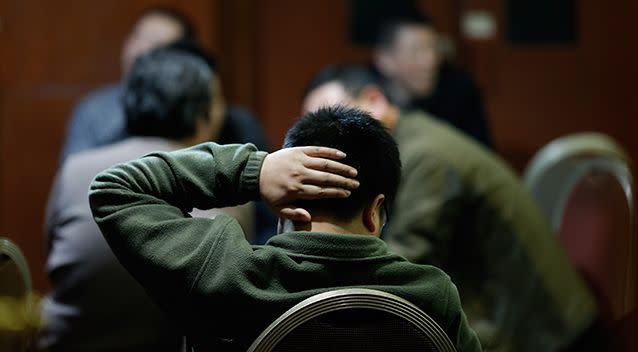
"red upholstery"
559,172,637,351
559,172,634,322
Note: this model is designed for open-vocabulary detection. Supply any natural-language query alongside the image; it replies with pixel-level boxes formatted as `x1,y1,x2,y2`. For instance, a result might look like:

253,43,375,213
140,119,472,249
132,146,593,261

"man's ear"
358,85,390,122
362,194,386,235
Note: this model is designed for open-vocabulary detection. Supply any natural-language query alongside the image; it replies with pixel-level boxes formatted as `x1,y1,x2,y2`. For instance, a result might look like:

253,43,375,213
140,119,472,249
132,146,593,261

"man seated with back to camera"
88,105,481,351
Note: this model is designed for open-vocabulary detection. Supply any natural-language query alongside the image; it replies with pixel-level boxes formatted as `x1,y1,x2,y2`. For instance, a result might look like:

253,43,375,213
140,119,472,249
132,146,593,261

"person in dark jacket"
89,105,482,351
373,14,493,148
303,64,596,352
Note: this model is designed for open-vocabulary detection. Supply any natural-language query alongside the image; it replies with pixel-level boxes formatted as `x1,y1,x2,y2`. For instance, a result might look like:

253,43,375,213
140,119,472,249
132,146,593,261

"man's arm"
89,142,357,317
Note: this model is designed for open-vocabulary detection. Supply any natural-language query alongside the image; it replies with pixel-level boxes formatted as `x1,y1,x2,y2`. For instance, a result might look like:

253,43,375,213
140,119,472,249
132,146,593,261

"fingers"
279,207,312,222
299,146,347,160
294,184,353,200
300,169,359,189
303,157,358,177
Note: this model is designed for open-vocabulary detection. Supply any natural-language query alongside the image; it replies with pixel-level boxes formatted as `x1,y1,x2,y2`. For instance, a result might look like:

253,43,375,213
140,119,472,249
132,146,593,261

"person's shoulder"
397,110,512,180
417,262,453,282
398,110,466,149
400,109,439,127
55,145,118,195
391,257,454,285
226,105,259,122
62,140,125,176
64,137,174,176
78,83,121,103
72,82,122,113
400,110,490,152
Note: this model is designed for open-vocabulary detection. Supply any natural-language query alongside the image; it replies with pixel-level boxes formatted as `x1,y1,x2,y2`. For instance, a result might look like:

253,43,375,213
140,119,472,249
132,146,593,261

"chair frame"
0,237,32,294
524,132,633,231
247,288,456,352
523,132,636,316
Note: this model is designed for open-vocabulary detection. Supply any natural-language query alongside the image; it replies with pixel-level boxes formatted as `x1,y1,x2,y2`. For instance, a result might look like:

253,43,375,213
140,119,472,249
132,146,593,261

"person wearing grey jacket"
41,49,254,352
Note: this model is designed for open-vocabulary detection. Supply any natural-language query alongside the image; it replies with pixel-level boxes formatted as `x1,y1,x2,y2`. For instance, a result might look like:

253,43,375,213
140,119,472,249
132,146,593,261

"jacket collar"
264,231,391,259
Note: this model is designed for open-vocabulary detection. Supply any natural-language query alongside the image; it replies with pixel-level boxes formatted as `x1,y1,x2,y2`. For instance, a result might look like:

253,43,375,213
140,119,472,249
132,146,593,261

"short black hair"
123,49,211,139
375,14,434,49
140,7,197,41
284,105,401,221
163,38,217,71
304,64,390,103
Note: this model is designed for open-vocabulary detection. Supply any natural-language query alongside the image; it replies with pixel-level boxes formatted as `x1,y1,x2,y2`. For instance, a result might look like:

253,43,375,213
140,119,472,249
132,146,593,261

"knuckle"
324,175,335,185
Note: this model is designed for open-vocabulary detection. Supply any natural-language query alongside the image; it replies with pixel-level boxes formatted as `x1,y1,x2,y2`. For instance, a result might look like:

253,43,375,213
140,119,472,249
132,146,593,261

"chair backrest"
523,132,636,322
0,237,32,298
247,288,456,352
0,237,37,351
523,132,632,231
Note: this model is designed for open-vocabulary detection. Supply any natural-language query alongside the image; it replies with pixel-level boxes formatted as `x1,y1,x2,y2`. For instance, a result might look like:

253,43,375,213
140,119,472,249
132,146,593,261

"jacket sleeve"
384,152,464,267
88,142,267,318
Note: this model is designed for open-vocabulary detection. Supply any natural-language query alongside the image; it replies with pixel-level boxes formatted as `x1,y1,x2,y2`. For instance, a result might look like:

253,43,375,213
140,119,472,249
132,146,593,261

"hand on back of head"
259,146,359,222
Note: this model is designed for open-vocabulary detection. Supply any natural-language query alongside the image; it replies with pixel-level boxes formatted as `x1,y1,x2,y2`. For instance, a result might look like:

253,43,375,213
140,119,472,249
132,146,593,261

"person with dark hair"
59,8,271,160
163,38,271,152
123,49,211,140
303,64,597,352
61,12,278,242
59,8,194,161
283,106,400,221
87,105,481,351
41,49,254,352
373,14,494,148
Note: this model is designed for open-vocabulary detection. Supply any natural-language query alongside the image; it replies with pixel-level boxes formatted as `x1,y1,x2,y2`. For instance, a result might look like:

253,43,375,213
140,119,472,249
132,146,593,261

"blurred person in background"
60,6,276,243
60,7,270,160
372,12,493,148
40,49,253,352
60,7,193,160
303,64,598,352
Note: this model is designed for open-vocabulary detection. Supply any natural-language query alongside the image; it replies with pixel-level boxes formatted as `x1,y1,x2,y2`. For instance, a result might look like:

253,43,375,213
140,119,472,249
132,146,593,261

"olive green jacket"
386,111,597,351
89,142,481,352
